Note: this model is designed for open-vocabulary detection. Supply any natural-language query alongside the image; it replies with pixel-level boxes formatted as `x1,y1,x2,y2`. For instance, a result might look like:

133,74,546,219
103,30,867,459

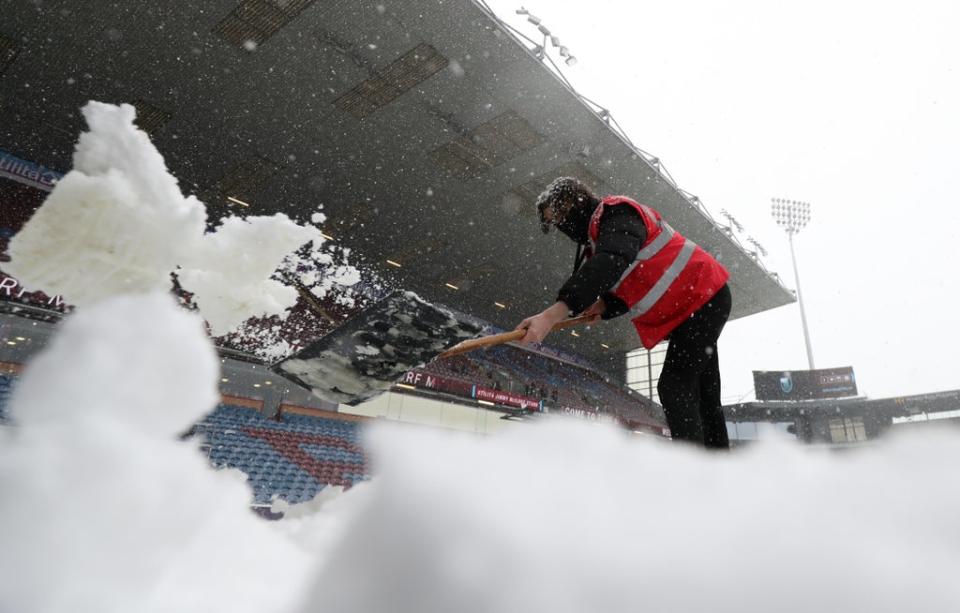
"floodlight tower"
771,198,815,370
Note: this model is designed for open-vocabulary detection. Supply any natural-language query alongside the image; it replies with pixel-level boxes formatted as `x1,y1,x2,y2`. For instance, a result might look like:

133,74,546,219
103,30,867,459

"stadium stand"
0,373,14,423
0,368,369,504
194,404,369,504
418,343,663,423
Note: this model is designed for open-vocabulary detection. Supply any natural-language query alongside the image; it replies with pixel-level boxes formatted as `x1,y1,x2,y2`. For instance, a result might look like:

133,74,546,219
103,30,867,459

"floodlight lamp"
516,7,529,15
565,55,577,66
527,15,541,26
558,46,569,57
550,35,560,47
538,24,551,36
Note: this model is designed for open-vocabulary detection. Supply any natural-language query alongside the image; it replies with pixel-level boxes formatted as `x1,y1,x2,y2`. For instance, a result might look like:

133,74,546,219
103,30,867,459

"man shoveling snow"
517,177,731,448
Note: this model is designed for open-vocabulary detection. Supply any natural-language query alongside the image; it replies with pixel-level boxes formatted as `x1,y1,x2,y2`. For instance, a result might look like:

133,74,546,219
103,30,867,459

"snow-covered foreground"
0,294,315,613
0,292,959,613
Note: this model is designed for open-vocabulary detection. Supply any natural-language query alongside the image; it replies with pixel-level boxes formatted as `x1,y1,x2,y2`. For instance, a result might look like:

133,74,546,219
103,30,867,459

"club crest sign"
779,372,794,394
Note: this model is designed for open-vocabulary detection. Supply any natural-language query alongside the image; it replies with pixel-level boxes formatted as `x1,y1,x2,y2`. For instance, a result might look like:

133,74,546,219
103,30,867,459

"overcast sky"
484,0,960,401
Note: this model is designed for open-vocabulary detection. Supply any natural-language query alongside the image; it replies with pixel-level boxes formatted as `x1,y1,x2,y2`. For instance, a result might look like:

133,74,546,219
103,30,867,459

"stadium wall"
0,361,23,375
222,394,263,411
343,391,516,435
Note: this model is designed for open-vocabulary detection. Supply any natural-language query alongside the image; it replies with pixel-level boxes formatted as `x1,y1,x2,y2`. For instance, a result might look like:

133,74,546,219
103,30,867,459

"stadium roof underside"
1,0,794,372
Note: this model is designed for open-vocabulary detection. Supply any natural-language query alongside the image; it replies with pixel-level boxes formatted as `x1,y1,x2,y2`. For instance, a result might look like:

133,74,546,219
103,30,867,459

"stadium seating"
194,405,370,504
419,343,662,423
0,374,14,424
0,378,368,504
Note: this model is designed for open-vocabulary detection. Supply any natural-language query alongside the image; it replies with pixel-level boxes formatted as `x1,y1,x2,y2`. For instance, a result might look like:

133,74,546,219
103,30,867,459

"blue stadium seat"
0,374,15,424
198,404,369,504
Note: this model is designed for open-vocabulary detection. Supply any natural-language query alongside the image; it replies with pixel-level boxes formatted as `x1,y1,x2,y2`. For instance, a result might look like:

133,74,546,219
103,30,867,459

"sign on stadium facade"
0,273,67,311
753,367,858,401
0,150,62,192
400,370,543,411
472,386,541,411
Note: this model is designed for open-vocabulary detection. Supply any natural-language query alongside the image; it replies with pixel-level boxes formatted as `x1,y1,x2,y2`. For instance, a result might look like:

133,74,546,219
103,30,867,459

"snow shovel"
436,313,594,358
270,290,593,406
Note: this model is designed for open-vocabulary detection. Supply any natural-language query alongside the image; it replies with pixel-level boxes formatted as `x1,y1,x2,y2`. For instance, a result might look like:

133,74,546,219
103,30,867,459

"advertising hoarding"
753,367,857,401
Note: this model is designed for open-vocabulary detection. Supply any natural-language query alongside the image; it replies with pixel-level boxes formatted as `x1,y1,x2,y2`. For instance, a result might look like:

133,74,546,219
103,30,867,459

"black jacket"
556,205,646,318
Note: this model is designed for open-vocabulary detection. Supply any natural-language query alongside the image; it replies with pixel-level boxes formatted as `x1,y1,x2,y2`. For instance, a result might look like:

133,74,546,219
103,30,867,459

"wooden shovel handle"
438,314,595,359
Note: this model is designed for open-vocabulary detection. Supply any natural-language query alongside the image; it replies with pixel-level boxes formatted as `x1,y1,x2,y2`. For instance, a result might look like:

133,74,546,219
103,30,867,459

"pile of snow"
6,102,206,304
6,101,328,337
310,420,960,613
178,214,320,336
0,293,316,613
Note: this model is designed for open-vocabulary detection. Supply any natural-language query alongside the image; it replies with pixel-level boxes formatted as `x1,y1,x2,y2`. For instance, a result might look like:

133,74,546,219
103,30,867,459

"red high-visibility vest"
587,196,730,349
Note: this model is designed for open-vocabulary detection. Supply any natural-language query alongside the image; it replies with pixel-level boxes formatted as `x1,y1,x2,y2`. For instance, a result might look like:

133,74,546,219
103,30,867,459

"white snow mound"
9,292,218,435
0,292,314,613
303,419,960,613
5,101,325,337
6,102,207,304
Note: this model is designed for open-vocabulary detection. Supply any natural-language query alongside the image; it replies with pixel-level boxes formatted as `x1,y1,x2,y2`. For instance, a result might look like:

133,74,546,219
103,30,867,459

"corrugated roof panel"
334,43,448,119
209,155,281,204
132,99,171,135
213,0,317,48
431,111,545,179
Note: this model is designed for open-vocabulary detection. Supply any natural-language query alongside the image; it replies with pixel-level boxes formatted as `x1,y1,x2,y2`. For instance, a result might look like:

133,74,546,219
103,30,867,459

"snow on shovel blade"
271,290,483,406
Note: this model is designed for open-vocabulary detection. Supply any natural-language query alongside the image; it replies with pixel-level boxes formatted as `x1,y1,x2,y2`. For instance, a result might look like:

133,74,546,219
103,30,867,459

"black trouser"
657,284,732,449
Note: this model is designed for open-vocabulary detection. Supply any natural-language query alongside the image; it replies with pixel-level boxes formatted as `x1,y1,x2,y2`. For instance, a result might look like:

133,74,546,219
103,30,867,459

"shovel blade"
271,291,482,406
